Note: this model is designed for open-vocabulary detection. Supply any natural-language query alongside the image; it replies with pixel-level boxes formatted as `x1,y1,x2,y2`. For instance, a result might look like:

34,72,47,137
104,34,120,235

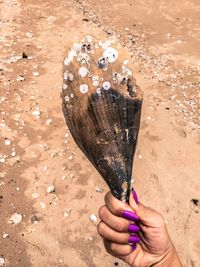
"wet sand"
0,0,199,266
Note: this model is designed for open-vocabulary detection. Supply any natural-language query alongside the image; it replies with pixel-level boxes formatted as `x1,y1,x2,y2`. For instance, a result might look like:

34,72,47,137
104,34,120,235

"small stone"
8,213,22,225
31,215,39,224
11,151,16,157
138,155,143,159
46,185,55,193
32,192,40,199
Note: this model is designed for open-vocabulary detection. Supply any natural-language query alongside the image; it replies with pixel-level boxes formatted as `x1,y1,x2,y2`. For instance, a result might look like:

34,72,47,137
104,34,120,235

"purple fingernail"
132,188,139,204
128,224,140,233
122,211,138,221
128,235,140,244
132,244,137,251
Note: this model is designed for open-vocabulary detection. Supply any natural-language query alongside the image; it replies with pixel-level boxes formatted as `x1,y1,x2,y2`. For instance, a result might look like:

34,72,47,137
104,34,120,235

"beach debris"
8,213,22,225
31,215,39,224
0,257,5,266
32,110,41,117
4,139,11,145
32,192,40,199
89,214,98,224
64,208,71,218
46,185,55,194
3,233,9,239
95,187,103,193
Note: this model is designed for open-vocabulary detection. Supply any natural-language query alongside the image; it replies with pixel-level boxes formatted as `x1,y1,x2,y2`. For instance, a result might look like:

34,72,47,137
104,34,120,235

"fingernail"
132,243,137,251
132,188,139,205
122,211,138,221
128,224,140,233
128,235,140,244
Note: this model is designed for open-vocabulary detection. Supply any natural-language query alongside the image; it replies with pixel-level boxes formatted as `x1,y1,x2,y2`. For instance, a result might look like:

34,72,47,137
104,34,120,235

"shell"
62,36,143,202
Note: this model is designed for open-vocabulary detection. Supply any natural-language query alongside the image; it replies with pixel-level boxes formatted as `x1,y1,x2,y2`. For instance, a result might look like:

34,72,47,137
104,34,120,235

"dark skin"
97,191,183,267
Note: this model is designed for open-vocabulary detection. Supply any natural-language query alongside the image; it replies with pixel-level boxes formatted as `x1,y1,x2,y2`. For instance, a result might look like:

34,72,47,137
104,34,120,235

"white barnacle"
93,81,99,86
64,57,71,66
68,73,74,81
80,84,89,94
103,81,111,90
96,88,101,94
79,67,88,77
64,96,70,102
68,50,77,60
92,76,99,81
103,47,118,63
63,84,68,90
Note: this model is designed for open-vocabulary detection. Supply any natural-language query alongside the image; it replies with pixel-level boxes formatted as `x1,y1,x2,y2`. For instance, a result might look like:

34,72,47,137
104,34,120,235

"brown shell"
61,36,143,202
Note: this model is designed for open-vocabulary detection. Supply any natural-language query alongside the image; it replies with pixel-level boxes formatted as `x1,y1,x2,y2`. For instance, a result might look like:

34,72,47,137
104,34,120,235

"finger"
98,221,132,244
103,239,133,256
99,205,140,233
104,191,135,217
98,222,141,244
99,206,139,232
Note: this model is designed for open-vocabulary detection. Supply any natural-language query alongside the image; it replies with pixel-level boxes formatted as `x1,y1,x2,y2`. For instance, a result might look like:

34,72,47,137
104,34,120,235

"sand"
0,0,199,266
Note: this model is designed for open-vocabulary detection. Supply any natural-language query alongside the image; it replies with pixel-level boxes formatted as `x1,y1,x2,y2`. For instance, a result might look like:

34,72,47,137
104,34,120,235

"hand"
97,190,182,267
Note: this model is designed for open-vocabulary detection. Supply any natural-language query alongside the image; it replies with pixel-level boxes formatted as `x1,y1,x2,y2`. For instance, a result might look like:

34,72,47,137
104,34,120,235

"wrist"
153,243,182,267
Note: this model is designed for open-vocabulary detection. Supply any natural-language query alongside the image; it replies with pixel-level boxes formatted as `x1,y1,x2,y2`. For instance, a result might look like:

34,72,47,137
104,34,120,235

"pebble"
3,233,9,239
89,214,98,223
8,213,22,225
0,257,5,267
46,185,55,193
64,208,71,218
31,215,39,224
5,139,11,145
32,110,41,117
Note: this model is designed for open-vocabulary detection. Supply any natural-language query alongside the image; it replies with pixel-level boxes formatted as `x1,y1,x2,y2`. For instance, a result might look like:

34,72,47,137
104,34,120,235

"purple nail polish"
128,224,140,233
132,188,139,204
132,243,137,251
122,211,138,221
128,235,140,244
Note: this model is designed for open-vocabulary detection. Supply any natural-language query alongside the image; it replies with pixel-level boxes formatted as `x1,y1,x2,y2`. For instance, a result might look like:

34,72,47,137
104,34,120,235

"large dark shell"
61,36,143,202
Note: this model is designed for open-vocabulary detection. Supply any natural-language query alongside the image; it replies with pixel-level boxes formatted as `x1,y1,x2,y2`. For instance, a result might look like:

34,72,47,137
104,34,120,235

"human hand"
97,190,182,267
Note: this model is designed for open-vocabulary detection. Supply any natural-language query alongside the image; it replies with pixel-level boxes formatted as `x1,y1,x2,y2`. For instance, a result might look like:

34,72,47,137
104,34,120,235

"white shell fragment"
102,81,111,90
8,213,22,225
89,214,98,223
80,84,89,94
0,257,5,267
5,139,12,145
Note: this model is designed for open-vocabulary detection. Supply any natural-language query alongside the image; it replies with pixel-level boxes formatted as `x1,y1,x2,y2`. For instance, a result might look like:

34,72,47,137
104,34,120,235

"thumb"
129,189,161,226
